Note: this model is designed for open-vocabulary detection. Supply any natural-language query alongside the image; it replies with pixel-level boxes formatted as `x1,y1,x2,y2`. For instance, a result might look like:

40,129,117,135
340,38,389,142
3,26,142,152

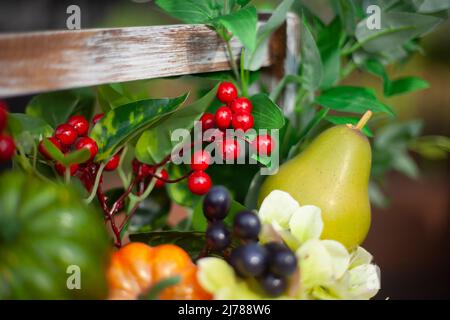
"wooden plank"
0,23,271,98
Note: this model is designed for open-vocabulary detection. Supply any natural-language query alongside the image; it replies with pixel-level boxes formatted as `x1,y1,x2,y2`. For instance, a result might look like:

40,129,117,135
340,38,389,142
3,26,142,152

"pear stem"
356,110,373,130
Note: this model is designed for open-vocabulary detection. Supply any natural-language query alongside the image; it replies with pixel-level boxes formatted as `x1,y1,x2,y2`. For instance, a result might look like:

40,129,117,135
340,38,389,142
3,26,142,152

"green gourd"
258,111,373,250
0,172,111,299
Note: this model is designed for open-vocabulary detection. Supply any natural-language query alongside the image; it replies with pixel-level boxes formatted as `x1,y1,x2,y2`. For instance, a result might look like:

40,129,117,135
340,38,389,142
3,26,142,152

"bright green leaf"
135,85,217,165
166,164,200,208
91,94,188,162
300,17,323,92
26,89,95,128
250,93,285,130
386,76,430,96
154,0,223,24
318,18,343,89
7,113,53,141
315,86,395,116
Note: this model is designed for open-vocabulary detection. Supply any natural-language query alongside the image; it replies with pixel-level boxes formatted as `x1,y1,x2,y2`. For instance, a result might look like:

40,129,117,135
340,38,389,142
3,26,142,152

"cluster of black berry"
202,185,298,297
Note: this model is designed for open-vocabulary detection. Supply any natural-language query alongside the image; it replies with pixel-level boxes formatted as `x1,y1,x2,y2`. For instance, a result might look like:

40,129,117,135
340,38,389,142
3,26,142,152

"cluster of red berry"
0,101,16,163
38,113,120,176
200,82,274,161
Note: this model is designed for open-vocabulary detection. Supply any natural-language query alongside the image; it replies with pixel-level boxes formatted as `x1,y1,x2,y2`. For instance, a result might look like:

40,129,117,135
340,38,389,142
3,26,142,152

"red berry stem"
147,170,193,184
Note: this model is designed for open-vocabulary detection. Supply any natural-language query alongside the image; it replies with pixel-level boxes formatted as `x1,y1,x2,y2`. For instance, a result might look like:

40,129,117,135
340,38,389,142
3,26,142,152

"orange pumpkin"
107,242,211,300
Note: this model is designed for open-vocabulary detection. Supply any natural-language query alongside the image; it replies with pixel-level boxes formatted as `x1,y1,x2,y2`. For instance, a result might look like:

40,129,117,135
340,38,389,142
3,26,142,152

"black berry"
203,186,231,221
233,211,261,240
258,273,288,297
229,242,268,278
206,221,230,251
265,242,298,277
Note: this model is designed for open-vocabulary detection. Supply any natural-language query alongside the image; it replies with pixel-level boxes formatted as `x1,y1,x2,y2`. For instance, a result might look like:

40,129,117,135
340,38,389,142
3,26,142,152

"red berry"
200,113,215,131
55,162,79,176
67,115,89,136
54,124,78,147
132,159,141,175
141,164,155,177
154,169,168,188
75,137,98,162
0,100,8,132
230,98,252,114
38,137,62,160
217,138,240,161
191,150,211,171
215,106,232,130
0,135,15,162
252,134,274,156
232,112,254,131
217,82,238,103
188,171,212,195
105,153,120,171
92,113,104,125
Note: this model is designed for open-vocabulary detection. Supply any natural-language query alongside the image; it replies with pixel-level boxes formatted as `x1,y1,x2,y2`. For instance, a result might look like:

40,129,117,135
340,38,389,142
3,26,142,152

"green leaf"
317,18,343,89
369,181,389,208
250,93,285,130
409,135,450,160
335,0,359,35
244,172,266,210
391,151,419,179
154,0,223,24
315,86,395,116
355,12,442,53
325,116,374,137
213,6,258,51
130,231,206,259
135,86,217,165
386,76,430,96
166,164,199,208
375,120,423,151
97,84,134,112
363,59,429,96
61,148,91,166
245,0,294,71
413,0,450,13
192,198,246,231
42,138,65,163
237,0,251,6
26,89,95,128
144,276,181,300
7,113,53,143
91,94,188,162
300,17,323,92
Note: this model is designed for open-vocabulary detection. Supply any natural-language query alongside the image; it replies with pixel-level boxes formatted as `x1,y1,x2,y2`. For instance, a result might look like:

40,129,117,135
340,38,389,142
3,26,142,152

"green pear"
258,111,373,250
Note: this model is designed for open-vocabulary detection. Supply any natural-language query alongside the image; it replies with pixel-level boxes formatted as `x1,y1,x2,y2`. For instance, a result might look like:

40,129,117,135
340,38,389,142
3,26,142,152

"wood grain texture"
0,24,271,97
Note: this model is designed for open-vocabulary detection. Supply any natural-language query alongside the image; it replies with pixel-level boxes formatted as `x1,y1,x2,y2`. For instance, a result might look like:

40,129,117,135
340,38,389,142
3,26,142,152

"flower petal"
197,257,236,294
289,205,323,243
322,240,350,280
349,246,373,269
258,190,299,229
346,264,381,299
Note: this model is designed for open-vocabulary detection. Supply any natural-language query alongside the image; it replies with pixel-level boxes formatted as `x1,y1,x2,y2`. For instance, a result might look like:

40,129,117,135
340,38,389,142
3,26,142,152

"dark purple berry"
206,221,230,251
229,242,268,278
233,211,261,240
265,242,298,277
258,273,288,297
203,186,231,221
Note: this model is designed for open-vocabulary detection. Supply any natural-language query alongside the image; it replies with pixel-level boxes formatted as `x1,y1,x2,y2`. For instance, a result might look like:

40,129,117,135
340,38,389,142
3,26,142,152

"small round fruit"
67,115,89,136
154,169,168,188
215,106,232,130
92,113,104,125
55,162,79,176
206,221,231,251
230,97,252,114
105,153,120,171
54,124,78,147
258,273,287,297
75,137,98,161
0,135,15,162
251,134,273,156
232,112,254,131
229,243,268,278
264,242,297,277
38,137,62,160
217,138,240,161
132,159,141,175
188,171,212,195
217,82,238,103
199,113,215,131
191,150,210,171
203,185,231,221
233,211,261,240
0,100,8,132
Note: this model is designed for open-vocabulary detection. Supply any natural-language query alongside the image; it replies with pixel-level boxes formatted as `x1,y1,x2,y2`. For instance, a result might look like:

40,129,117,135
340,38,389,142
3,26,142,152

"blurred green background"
0,0,449,299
